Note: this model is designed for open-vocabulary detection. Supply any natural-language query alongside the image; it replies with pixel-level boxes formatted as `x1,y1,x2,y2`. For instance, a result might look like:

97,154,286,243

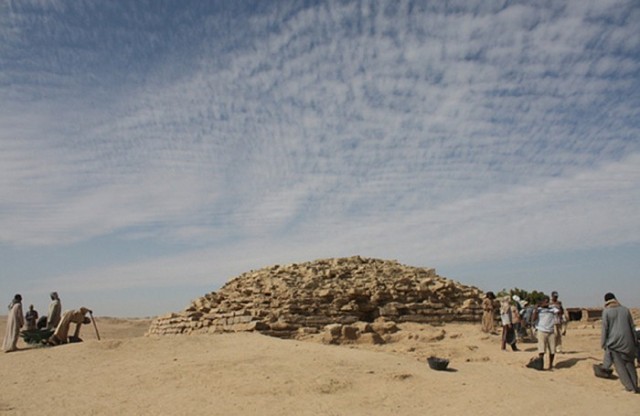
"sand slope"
0,317,638,415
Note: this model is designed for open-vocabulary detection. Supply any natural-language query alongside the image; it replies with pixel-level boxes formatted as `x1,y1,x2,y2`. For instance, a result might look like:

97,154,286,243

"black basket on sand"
427,356,449,371
526,356,544,371
593,364,613,379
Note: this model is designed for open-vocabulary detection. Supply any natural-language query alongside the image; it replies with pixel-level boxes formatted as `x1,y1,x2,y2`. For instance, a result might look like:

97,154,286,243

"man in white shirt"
532,295,561,370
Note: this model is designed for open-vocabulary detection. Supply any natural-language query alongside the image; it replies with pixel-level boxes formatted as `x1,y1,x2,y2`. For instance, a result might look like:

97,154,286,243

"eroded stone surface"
147,256,483,338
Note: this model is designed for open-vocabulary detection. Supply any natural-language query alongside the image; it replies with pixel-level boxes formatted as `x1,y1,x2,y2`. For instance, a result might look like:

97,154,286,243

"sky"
1,0,639,317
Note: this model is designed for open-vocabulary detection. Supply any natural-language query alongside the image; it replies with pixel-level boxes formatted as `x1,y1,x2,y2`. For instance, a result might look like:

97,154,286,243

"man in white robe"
46,292,62,331
2,294,25,352
48,307,92,345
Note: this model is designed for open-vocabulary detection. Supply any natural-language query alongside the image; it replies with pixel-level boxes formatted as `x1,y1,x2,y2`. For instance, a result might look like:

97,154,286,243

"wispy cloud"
40,152,640,297
1,0,638,314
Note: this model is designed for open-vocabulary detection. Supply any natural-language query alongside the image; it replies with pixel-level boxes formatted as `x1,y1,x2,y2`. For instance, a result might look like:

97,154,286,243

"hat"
512,295,520,302
604,292,616,302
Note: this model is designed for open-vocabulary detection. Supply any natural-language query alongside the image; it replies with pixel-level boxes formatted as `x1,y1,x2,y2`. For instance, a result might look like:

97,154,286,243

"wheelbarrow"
20,328,54,344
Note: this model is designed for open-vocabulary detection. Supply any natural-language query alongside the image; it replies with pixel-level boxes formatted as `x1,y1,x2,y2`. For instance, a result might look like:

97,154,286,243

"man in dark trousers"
601,292,638,393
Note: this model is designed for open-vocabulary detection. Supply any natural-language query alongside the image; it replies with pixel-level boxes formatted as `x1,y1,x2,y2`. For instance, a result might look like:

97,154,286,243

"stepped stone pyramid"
147,256,484,338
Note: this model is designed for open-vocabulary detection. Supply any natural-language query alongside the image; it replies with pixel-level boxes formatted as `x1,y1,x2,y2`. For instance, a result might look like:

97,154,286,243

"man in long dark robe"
601,292,639,393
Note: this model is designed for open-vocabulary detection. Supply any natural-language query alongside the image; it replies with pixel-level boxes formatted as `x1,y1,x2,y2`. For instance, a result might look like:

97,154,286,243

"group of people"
2,291,94,352
482,290,639,393
483,291,568,356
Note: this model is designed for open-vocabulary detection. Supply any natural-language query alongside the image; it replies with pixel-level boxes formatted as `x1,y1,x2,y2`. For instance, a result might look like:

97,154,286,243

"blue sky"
1,0,639,317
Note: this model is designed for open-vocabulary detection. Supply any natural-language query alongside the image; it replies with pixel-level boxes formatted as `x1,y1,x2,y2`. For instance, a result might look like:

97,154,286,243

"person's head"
604,292,616,302
13,294,22,303
50,292,58,300
29,304,34,310
539,295,550,307
551,291,558,300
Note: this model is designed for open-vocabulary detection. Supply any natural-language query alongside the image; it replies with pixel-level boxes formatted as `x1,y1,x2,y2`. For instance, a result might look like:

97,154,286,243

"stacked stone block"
147,256,484,338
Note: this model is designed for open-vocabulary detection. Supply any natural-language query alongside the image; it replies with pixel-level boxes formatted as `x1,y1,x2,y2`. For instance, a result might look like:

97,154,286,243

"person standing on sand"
499,296,519,351
510,296,524,340
2,294,25,353
636,326,640,366
550,291,565,353
25,304,39,331
532,295,560,370
519,301,535,339
601,293,638,393
482,292,497,333
46,292,62,331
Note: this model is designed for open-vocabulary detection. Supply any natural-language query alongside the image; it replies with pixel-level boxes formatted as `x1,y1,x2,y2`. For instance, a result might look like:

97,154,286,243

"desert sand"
1,316,638,415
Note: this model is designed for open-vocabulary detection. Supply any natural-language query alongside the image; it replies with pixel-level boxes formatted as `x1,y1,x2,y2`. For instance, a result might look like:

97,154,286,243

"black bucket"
526,356,544,371
427,356,450,371
593,364,613,379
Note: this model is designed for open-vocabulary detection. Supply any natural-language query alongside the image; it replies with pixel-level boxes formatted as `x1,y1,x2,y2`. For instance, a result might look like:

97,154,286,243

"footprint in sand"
317,378,352,394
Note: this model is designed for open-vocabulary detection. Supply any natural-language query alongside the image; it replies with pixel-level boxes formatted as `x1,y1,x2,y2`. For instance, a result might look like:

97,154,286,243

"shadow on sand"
554,357,589,369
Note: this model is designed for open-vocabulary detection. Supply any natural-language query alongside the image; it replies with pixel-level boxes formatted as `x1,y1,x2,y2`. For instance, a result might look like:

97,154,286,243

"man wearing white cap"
46,292,62,331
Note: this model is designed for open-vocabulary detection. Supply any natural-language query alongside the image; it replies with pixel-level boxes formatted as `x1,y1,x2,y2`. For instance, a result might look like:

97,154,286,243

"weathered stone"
341,325,359,340
371,320,400,335
146,256,484,337
297,327,319,335
325,324,343,337
357,332,385,345
352,321,373,334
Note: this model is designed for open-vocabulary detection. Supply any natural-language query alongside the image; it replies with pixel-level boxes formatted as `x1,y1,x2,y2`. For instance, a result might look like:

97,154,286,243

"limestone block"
296,327,319,336
352,321,373,334
232,321,270,331
325,323,343,337
357,332,385,345
270,320,296,331
337,315,359,325
371,320,399,335
321,331,338,344
379,302,406,316
341,325,359,340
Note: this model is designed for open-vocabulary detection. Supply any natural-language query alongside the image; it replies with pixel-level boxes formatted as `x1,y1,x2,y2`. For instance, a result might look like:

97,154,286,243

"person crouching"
47,307,92,346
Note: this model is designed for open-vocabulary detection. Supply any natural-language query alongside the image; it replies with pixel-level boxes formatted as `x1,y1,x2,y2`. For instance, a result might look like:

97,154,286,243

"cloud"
0,1,639,312
37,152,640,298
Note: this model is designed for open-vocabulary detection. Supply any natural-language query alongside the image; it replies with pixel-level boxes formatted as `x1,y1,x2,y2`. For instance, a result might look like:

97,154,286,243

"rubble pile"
147,256,484,338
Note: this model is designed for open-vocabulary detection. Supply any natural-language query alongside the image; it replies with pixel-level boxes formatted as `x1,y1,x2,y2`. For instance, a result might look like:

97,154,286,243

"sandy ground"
1,316,638,415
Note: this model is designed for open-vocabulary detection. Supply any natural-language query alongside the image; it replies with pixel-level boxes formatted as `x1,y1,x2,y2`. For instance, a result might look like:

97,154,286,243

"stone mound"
147,256,484,338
